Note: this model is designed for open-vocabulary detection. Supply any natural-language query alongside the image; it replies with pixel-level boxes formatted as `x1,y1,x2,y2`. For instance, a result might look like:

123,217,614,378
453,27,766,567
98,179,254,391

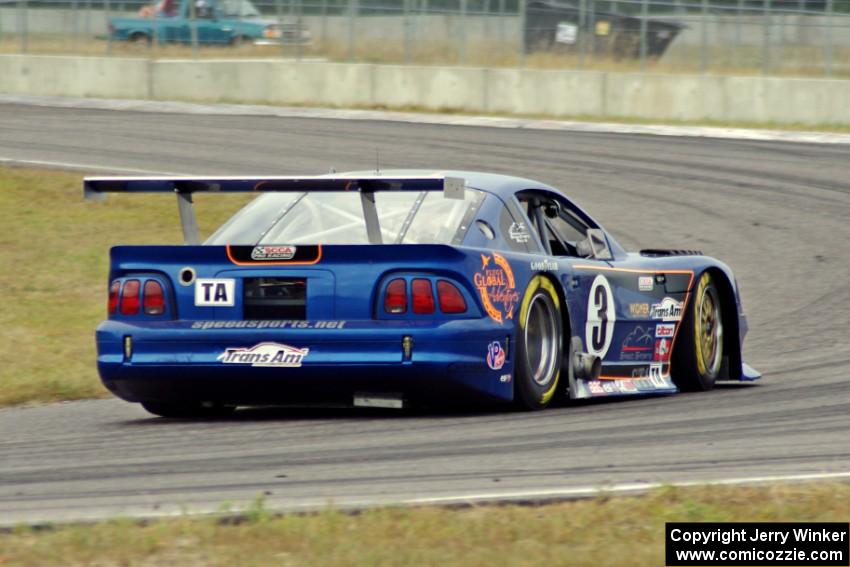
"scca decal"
227,245,321,265
474,253,519,325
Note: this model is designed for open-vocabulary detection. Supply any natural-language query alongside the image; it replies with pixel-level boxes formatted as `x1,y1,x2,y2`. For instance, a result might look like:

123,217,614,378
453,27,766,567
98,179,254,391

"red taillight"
411,279,435,314
120,279,141,315
143,280,165,315
108,280,120,315
437,280,467,314
384,278,407,314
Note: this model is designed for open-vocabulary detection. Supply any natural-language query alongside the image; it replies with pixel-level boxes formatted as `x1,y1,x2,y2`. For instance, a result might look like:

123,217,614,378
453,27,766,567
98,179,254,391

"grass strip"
0,165,250,406
1,483,849,566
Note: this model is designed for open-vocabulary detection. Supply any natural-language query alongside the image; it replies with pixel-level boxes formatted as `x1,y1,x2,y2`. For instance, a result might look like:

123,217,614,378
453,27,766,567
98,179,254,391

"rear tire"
672,272,724,392
514,276,563,410
141,401,236,418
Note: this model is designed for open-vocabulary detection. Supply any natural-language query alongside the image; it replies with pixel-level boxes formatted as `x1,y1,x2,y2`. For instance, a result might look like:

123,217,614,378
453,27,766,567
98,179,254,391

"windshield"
206,189,482,245
217,0,261,18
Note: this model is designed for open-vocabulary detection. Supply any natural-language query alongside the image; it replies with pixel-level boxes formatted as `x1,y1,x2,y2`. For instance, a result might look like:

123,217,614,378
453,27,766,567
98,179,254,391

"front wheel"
141,401,236,419
514,276,563,410
672,271,724,391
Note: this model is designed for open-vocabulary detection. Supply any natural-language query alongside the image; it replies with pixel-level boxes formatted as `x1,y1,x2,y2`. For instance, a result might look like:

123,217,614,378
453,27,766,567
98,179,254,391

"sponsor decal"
191,320,346,330
631,367,649,379
655,323,676,338
227,245,321,265
474,253,519,325
585,275,616,359
650,297,684,321
499,373,512,383
602,382,615,393
619,379,638,393
218,342,309,367
633,378,656,391
508,222,531,243
487,341,506,370
251,245,296,261
638,275,654,291
649,363,666,387
629,303,650,317
653,338,671,363
530,259,559,271
588,381,605,395
619,325,654,362
194,278,235,307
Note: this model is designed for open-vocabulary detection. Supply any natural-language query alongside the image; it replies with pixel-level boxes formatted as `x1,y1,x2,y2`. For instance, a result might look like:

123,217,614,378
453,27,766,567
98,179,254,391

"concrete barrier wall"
1,54,848,126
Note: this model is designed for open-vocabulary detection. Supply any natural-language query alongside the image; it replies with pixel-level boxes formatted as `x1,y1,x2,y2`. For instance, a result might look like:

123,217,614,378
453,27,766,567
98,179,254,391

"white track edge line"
399,471,850,506
2,94,850,145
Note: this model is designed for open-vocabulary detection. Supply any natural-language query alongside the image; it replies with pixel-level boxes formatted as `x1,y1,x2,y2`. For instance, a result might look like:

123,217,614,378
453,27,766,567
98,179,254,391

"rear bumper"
96,319,515,406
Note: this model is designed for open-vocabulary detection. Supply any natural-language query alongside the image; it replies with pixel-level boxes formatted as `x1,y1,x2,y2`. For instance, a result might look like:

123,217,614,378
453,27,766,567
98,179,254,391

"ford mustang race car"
85,171,760,417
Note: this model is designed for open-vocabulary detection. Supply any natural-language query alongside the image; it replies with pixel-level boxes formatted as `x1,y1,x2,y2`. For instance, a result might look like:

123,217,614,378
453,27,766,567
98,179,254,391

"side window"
516,189,591,257
548,207,590,248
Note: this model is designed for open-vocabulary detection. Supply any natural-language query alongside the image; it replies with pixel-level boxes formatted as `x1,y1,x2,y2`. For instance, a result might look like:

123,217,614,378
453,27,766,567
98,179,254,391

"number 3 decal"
585,275,616,359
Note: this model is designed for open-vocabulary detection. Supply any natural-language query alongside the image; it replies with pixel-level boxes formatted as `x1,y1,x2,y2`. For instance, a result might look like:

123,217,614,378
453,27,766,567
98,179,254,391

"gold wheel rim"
695,278,723,376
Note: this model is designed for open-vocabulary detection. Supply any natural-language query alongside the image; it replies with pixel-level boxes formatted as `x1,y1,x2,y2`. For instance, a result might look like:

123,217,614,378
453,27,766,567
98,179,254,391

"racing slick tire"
672,271,724,392
514,276,564,410
141,401,236,419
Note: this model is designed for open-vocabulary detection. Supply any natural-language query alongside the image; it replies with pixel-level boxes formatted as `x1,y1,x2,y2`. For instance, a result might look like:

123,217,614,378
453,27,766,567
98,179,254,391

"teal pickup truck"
109,0,310,46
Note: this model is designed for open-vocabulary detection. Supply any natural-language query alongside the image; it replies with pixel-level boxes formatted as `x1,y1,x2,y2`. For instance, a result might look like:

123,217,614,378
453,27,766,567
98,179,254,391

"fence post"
320,0,327,46
823,0,833,76
498,0,505,41
700,0,708,72
518,0,526,66
459,0,467,64
294,0,303,61
734,0,743,46
17,0,27,54
85,0,91,36
639,0,648,71
189,0,198,58
578,0,586,68
71,0,79,51
403,0,411,63
761,0,770,74
347,0,357,61
275,0,284,56
105,0,112,55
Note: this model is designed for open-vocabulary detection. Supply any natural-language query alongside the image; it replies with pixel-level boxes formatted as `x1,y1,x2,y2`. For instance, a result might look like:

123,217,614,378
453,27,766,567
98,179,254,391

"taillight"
411,279,435,314
108,281,120,315
384,278,407,314
120,279,141,315
143,280,165,315
437,280,467,314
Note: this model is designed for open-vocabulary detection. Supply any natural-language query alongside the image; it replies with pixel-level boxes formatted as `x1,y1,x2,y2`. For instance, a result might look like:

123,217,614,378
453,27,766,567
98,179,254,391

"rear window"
205,190,482,245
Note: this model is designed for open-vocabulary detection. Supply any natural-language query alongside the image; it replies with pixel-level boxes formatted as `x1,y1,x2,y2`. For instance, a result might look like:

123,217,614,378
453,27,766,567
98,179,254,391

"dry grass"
1,33,848,78
1,482,848,566
0,165,250,406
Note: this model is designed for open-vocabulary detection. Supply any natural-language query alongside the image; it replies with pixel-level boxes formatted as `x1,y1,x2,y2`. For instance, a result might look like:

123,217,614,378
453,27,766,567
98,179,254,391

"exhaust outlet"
573,351,602,381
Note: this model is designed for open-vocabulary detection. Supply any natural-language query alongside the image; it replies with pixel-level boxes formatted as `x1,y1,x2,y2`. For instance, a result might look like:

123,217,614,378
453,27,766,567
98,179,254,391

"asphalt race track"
1,103,849,525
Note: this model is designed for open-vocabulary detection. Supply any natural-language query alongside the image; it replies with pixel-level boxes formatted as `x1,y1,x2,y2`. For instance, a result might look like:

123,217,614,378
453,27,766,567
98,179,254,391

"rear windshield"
205,190,482,245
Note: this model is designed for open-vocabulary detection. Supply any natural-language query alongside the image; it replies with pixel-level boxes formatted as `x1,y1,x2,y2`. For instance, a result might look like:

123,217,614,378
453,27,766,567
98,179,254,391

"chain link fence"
0,0,848,75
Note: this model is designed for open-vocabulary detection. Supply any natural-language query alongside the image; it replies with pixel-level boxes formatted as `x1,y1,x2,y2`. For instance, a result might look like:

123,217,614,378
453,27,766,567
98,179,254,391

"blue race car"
85,171,760,417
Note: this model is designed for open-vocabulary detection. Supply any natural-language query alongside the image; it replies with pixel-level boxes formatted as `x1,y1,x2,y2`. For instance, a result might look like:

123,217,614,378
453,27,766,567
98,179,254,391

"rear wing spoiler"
84,175,466,245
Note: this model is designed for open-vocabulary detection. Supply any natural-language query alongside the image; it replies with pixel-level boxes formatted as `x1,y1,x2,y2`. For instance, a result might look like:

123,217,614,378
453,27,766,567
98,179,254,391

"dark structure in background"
525,0,685,58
